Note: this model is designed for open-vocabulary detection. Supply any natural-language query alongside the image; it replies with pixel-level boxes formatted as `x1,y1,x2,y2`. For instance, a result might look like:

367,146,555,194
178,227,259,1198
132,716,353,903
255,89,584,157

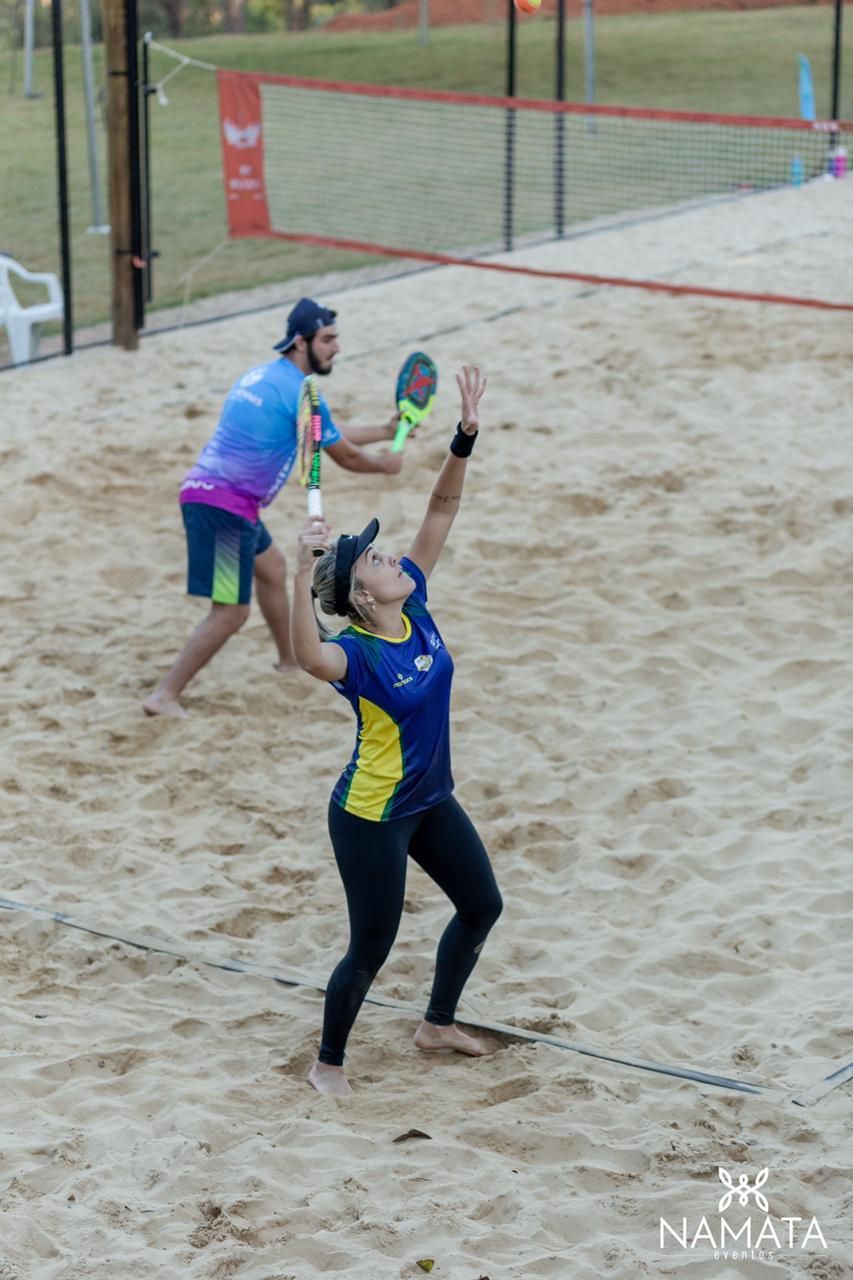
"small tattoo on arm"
431,491,461,504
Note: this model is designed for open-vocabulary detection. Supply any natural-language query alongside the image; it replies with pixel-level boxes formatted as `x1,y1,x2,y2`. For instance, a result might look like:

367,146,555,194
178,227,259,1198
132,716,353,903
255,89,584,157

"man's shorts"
182,502,273,606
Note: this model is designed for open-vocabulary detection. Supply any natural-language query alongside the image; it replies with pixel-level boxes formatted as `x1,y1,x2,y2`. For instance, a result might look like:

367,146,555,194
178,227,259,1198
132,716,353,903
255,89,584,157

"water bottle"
790,155,804,186
830,145,848,179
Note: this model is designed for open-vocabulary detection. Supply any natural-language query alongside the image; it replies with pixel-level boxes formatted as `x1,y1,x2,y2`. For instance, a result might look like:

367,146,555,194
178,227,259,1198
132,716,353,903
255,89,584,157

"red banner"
217,71,271,237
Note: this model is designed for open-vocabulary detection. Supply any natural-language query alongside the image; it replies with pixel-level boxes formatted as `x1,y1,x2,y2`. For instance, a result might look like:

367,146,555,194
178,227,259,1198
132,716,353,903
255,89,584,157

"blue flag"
799,55,816,121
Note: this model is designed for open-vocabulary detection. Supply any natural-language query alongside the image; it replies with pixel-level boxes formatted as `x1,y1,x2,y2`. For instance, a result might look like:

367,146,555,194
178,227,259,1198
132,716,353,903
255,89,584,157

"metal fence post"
555,0,566,237
126,0,145,331
142,31,154,304
831,0,843,121
50,0,73,355
504,0,517,253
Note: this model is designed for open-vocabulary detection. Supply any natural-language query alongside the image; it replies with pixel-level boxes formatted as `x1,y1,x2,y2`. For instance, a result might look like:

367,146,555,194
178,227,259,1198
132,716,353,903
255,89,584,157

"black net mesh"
258,80,847,257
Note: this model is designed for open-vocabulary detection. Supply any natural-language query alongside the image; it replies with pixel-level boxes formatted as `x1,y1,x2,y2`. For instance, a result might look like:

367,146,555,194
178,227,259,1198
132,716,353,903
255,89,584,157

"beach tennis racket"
392,351,437,453
297,375,324,553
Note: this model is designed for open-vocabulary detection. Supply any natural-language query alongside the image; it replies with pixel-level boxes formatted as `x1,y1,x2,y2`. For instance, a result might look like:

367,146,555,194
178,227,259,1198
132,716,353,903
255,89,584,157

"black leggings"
318,795,503,1067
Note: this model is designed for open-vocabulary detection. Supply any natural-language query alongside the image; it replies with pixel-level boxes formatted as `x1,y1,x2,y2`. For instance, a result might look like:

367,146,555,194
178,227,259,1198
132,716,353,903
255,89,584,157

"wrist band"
450,421,477,458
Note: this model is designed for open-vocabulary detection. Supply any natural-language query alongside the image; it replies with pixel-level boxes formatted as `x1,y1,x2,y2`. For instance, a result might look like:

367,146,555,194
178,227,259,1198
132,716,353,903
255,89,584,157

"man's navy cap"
273,297,337,352
333,518,379,617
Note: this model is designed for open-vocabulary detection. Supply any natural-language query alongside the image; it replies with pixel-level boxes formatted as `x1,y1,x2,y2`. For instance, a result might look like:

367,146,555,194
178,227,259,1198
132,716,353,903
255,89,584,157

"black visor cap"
333,517,379,617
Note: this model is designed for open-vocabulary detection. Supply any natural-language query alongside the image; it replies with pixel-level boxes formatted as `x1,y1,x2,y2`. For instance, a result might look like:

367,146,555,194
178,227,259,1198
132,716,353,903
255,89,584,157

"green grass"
2,9,849,334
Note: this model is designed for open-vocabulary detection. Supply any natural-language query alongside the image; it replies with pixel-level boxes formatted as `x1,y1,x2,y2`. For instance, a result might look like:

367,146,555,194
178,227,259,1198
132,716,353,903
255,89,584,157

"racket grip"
307,488,324,554
391,416,412,453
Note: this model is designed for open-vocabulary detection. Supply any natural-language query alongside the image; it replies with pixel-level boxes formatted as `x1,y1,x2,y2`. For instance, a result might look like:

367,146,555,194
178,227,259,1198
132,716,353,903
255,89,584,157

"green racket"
392,351,438,453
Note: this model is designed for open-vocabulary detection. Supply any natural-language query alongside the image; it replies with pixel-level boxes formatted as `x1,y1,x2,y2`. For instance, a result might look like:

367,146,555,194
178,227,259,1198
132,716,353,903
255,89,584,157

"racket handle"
307,488,324,555
391,415,413,453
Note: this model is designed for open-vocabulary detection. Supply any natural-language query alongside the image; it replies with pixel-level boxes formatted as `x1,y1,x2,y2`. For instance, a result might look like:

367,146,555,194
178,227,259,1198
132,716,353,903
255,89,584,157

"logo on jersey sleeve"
428,631,442,650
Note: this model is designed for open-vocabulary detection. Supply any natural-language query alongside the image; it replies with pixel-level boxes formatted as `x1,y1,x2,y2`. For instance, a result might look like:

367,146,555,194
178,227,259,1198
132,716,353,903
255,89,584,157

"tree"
283,0,311,31
223,0,245,32
148,0,185,37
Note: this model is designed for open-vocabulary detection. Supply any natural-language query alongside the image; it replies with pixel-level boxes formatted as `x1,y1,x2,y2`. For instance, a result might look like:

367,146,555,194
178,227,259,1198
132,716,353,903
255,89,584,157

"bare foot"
142,691,189,719
413,1021,488,1056
308,1061,352,1095
273,658,298,674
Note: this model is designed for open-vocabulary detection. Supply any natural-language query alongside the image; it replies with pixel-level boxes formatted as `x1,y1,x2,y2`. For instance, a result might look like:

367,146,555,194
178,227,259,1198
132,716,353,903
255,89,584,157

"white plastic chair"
0,254,64,364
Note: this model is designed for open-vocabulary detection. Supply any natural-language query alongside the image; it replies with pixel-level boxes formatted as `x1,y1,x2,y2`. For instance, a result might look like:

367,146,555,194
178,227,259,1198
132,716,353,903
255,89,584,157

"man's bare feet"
273,658,298,674
143,691,189,719
308,1061,352,1095
413,1021,488,1056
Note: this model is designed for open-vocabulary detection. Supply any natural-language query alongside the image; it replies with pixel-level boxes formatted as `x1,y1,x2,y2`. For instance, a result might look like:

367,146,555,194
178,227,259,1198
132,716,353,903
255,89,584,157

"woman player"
291,366,503,1095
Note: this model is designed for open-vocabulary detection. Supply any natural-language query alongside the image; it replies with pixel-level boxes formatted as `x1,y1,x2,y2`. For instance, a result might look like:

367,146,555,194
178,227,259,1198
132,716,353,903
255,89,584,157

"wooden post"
102,0,138,349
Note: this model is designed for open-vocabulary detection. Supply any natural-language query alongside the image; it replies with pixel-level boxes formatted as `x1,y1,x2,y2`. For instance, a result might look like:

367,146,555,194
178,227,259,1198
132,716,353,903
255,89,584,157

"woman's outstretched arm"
291,516,348,682
405,365,486,581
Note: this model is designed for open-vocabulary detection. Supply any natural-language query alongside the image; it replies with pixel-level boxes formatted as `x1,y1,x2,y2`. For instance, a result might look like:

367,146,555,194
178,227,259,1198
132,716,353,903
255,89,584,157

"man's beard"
306,340,332,376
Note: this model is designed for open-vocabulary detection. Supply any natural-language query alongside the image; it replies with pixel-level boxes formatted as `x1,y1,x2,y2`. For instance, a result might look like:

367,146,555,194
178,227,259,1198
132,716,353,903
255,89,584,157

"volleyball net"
217,69,853,310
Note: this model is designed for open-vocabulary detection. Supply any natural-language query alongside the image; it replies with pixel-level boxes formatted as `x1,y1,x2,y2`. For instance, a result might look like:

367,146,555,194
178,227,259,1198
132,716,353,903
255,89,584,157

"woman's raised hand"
296,515,332,572
456,365,487,435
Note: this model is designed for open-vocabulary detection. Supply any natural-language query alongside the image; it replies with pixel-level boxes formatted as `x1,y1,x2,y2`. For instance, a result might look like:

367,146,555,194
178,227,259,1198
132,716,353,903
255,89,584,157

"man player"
143,298,404,718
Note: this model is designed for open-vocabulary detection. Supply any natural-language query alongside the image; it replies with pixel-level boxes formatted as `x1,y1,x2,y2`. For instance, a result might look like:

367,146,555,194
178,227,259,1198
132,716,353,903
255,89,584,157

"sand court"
2,176,852,1278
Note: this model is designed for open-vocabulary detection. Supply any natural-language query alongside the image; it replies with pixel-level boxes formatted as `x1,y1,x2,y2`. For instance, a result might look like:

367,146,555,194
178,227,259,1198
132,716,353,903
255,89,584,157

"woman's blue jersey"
328,558,454,822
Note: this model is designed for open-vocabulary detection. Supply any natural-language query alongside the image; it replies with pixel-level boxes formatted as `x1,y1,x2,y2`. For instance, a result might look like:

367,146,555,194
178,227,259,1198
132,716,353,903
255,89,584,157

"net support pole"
555,0,566,237
831,0,843,122
504,0,517,252
50,0,73,356
103,0,140,349
584,0,596,133
418,0,428,47
24,0,38,97
80,0,108,233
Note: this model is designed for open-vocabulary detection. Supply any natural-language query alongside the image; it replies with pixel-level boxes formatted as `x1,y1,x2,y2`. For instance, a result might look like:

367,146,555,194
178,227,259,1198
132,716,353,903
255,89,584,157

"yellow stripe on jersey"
351,614,411,643
343,696,404,821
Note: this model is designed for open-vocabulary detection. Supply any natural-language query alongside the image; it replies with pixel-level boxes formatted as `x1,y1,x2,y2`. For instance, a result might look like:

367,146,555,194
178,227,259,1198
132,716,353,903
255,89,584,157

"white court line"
791,1062,853,1107
0,894,790,1102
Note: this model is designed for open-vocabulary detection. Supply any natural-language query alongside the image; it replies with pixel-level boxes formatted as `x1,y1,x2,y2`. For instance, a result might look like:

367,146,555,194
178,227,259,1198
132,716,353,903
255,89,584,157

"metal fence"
1,1,849,369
